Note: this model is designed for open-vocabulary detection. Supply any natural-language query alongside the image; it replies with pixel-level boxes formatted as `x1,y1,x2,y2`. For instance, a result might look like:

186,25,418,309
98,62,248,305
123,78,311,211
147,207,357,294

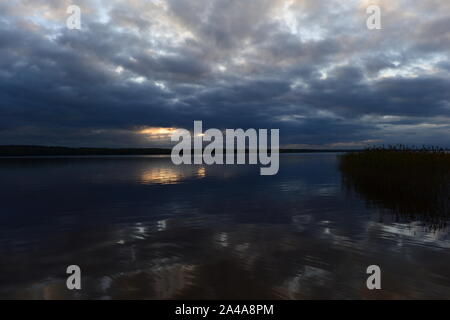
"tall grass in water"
339,146,450,229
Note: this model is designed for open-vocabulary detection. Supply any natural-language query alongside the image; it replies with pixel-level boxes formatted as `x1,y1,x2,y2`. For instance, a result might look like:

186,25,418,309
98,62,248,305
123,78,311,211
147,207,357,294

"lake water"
0,154,449,299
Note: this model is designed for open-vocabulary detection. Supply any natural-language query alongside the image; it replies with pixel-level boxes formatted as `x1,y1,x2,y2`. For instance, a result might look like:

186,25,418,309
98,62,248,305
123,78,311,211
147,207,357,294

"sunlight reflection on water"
0,154,448,299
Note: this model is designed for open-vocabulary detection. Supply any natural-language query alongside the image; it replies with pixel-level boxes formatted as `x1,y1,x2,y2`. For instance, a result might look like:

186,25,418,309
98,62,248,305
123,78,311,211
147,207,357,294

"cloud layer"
0,0,449,147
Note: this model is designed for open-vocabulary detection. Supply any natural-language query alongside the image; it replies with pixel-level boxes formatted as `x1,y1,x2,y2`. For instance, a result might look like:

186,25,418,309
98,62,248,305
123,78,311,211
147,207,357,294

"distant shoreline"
0,145,359,157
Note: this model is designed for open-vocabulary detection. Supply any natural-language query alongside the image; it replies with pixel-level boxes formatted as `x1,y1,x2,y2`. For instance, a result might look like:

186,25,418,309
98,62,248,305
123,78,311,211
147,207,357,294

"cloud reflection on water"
0,154,448,299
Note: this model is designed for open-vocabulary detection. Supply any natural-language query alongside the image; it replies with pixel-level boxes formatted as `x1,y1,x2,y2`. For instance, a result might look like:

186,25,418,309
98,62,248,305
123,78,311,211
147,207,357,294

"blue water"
0,154,448,299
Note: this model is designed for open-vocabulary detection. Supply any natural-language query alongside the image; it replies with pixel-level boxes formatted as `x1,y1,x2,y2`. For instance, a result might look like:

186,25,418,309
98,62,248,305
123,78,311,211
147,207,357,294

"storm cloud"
0,0,449,147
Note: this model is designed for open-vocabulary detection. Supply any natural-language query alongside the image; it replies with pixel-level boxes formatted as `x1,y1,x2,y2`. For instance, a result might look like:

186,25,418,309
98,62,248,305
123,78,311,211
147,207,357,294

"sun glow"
138,127,179,139
140,127,177,135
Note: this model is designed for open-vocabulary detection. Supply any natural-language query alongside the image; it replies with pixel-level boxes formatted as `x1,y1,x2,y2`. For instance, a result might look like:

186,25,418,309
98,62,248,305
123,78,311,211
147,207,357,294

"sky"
0,0,449,148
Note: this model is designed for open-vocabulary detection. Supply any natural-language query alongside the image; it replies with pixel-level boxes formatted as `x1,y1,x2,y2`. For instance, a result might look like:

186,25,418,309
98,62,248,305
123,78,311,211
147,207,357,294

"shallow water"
0,154,449,299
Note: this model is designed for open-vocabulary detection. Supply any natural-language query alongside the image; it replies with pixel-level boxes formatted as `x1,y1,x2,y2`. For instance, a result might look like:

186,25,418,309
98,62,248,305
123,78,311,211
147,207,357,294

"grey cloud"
0,0,449,147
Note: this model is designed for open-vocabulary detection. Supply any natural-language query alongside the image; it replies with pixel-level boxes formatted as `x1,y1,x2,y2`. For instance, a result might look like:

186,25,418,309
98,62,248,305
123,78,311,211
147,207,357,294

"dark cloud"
0,0,449,148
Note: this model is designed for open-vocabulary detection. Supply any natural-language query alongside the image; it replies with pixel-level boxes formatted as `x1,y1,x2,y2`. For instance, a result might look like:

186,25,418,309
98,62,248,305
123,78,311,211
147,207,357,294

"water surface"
0,154,449,299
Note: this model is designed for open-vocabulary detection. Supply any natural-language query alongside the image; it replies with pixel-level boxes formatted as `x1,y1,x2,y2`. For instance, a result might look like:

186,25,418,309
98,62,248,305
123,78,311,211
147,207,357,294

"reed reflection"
339,148,450,229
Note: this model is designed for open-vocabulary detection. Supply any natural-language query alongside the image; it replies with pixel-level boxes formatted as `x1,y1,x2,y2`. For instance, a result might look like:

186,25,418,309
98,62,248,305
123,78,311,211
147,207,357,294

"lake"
0,154,449,299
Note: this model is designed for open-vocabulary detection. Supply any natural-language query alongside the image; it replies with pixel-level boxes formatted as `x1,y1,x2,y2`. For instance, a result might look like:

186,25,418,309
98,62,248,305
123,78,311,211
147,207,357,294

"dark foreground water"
0,154,449,299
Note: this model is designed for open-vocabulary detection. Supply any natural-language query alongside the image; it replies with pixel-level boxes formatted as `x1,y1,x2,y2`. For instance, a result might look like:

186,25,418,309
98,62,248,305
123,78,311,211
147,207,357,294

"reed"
339,146,450,228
